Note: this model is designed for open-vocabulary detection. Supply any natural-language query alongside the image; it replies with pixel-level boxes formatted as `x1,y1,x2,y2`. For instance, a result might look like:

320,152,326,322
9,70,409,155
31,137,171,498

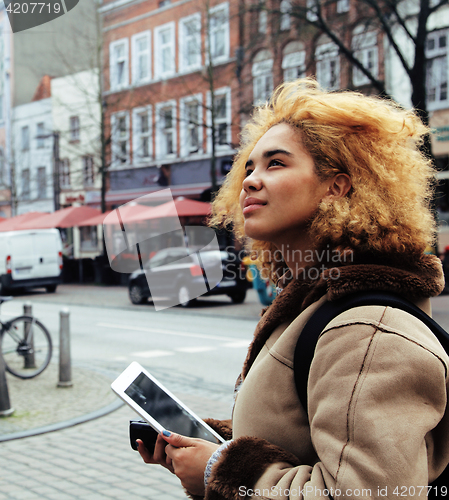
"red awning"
80,204,159,226
0,212,49,232
17,206,102,229
125,198,211,222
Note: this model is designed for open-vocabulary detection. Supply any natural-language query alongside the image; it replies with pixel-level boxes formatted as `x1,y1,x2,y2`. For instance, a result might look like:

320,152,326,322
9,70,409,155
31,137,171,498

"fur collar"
241,254,444,379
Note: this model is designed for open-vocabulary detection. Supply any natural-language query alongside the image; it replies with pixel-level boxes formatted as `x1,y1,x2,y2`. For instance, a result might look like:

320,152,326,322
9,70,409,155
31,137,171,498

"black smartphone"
129,419,159,452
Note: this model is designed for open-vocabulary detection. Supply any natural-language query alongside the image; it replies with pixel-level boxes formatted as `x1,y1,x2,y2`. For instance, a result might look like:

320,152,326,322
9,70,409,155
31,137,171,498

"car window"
148,248,190,269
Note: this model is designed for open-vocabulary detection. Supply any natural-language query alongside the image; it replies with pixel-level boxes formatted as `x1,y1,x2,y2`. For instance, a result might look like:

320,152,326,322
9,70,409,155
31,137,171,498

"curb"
0,398,124,442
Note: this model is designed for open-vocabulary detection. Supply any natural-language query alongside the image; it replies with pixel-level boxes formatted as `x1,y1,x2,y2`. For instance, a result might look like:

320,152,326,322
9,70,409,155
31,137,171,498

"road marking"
97,322,246,342
221,340,251,348
131,350,175,358
175,346,216,353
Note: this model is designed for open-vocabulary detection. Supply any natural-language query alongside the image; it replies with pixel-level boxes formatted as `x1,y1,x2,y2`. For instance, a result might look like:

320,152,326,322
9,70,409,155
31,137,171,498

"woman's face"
239,123,332,249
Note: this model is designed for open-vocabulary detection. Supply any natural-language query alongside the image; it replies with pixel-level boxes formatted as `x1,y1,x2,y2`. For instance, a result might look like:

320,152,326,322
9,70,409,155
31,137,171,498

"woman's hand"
137,431,220,496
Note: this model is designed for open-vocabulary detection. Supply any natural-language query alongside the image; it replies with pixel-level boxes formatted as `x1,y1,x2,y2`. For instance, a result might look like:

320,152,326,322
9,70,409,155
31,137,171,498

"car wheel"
178,285,192,307
229,290,247,304
129,284,147,305
46,285,57,293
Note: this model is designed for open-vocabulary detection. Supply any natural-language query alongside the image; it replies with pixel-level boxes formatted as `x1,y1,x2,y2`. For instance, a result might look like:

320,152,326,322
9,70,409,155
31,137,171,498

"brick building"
99,0,243,209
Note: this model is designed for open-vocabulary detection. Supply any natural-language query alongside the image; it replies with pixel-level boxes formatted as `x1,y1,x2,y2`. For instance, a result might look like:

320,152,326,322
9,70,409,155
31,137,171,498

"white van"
0,229,63,294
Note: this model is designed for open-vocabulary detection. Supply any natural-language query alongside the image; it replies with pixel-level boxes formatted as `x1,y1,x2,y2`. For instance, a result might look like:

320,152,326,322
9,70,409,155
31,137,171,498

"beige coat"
204,255,449,500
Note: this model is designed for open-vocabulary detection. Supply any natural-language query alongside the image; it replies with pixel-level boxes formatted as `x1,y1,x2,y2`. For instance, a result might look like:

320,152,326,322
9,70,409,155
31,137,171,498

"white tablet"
111,361,225,444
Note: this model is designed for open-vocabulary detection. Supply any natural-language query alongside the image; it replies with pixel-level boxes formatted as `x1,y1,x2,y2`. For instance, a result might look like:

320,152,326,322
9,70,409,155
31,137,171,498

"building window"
283,42,306,82
69,116,80,141
259,9,267,34
426,29,449,110
180,96,202,157
179,13,201,73
109,38,129,90
36,122,45,148
132,31,151,84
22,169,30,200
315,42,340,90
352,31,378,86
209,2,229,63
83,156,95,186
156,101,176,159
60,158,70,188
307,0,318,22
155,22,175,79
80,225,98,251
21,126,29,151
132,106,152,162
252,50,273,105
280,0,291,31
111,112,130,166
0,149,4,183
37,167,46,199
207,87,231,151
337,0,349,13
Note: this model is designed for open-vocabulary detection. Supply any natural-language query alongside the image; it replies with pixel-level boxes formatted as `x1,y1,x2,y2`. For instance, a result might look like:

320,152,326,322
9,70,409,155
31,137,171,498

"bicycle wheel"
1,315,52,379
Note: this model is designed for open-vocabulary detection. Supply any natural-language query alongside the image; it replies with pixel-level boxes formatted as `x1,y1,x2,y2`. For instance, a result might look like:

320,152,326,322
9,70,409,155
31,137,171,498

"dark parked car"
128,247,251,306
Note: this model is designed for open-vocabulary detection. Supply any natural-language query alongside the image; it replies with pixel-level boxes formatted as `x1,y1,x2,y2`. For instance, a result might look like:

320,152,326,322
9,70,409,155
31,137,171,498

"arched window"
252,49,274,105
282,41,306,82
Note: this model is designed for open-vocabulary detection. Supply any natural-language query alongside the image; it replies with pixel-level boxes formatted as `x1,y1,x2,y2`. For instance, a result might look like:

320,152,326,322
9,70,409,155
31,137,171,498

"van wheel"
46,285,57,293
178,285,194,307
228,291,247,304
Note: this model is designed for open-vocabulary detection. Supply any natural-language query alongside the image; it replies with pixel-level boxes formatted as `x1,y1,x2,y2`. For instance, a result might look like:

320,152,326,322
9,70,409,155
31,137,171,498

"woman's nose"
242,171,262,192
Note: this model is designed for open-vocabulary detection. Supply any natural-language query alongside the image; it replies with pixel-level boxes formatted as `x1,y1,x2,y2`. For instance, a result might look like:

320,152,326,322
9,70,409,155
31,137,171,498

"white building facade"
51,69,102,209
12,97,54,215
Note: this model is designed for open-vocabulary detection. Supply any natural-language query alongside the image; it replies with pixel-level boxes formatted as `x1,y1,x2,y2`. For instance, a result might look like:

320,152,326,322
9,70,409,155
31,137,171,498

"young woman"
138,79,449,499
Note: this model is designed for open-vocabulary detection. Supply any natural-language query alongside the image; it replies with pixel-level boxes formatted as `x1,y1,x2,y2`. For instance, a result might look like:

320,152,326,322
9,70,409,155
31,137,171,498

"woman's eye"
269,159,284,167
245,169,253,177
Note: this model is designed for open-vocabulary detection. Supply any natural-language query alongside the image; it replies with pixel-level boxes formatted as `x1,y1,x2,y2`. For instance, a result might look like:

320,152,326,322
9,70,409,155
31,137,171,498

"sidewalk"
0,283,247,500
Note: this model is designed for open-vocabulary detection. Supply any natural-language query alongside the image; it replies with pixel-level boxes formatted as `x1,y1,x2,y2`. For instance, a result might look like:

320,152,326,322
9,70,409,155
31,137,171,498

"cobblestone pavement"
0,392,232,500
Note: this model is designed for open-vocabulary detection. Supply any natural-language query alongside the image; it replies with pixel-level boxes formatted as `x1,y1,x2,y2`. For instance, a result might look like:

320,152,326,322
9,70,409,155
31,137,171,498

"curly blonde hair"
209,78,436,280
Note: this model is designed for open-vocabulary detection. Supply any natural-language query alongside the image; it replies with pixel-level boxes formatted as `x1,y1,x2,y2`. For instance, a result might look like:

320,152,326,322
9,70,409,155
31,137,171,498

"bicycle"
0,296,52,379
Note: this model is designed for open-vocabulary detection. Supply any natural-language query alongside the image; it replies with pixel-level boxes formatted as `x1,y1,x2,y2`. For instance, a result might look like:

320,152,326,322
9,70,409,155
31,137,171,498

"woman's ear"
326,173,352,199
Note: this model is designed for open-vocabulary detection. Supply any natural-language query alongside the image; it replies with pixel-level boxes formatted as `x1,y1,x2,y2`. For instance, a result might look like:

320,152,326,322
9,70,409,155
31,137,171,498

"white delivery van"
0,229,63,294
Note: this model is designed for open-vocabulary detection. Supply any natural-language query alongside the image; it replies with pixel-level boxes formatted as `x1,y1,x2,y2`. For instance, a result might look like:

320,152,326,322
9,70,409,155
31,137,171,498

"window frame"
131,30,151,85
426,29,449,111
207,87,232,152
155,100,177,160
208,2,230,65
315,42,340,90
109,38,129,91
83,155,95,187
154,22,176,79
37,166,46,200
132,105,153,164
179,13,202,73
352,31,378,86
36,122,45,149
180,94,203,157
60,158,71,188
282,50,306,82
21,125,29,151
280,0,291,31
69,115,80,142
111,111,130,167
22,168,30,200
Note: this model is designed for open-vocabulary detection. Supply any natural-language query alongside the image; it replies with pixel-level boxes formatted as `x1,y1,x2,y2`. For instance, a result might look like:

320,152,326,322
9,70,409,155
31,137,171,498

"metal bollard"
0,349,14,416
23,302,35,369
58,308,73,388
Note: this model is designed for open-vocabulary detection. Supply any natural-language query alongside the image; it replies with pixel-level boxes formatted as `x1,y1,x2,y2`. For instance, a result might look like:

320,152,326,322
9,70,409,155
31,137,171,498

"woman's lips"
242,199,266,214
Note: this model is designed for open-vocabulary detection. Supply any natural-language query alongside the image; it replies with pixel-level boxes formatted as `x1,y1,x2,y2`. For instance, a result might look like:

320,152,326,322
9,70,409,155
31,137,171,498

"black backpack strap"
293,291,449,414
